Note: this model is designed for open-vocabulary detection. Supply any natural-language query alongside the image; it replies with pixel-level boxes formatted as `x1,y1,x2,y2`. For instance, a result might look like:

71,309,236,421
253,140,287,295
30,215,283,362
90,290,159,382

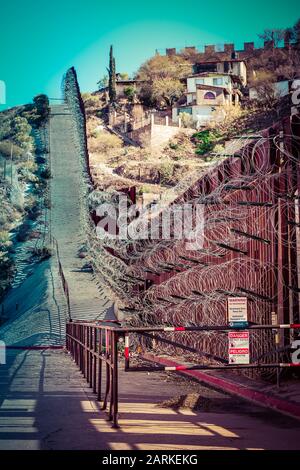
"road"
0,349,300,450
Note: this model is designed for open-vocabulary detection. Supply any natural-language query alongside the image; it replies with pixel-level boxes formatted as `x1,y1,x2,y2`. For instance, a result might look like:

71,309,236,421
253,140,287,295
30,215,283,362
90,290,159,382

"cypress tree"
108,45,117,103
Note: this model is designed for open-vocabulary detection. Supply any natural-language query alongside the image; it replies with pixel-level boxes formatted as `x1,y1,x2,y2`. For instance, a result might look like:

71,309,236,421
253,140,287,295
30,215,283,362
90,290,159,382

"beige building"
172,72,242,126
193,59,247,85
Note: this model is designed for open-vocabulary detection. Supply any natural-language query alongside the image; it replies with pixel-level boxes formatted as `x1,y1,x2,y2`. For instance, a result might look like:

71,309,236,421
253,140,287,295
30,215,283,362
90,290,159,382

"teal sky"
0,0,299,109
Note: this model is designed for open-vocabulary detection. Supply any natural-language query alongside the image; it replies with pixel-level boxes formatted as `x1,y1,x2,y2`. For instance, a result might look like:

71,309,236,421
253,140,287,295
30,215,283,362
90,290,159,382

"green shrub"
124,86,135,102
193,130,219,156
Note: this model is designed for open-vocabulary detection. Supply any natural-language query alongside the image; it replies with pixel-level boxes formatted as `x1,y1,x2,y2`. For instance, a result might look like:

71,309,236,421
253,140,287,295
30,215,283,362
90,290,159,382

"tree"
33,94,49,119
124,86,135,102
249,71,278,111
136,54,190,108
11,116,33,150
152,78,184,107
108,45,116,104
97,75,108,90
258,28,285,47
0,116,11,140
136,54,192,81
118,72,129,80
292,18,300,45
81,93,100,113
0,140,23,159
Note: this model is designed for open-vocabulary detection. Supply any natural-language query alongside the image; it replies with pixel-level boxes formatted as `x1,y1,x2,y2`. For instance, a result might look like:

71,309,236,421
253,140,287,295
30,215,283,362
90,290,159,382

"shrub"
124,86,136,102
11,116,33,150
33,94,50,120
0,213,8,227
159,162,174,184
31,246,52,261
179,112,194,128
213,143,225,154
0,140,23,159
44,196,51,209
40,167,51,179
89,132,122,153
0,230,10,249
193,130,219,156
16,222,31,242
208,104,243,136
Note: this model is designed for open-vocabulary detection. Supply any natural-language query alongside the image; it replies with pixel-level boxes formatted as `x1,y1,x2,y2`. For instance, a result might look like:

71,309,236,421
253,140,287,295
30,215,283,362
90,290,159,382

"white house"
172,72,242,127
193,59,247,86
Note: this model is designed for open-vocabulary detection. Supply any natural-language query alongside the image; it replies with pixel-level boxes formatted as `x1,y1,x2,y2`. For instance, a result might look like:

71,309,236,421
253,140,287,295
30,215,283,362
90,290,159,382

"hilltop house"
172,71,243,127
115,75,147,100
193,59,247,85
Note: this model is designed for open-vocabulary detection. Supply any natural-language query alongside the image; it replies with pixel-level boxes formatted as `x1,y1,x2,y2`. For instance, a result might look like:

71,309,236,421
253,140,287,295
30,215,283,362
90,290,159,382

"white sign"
228,297,248,324
228,331,249,364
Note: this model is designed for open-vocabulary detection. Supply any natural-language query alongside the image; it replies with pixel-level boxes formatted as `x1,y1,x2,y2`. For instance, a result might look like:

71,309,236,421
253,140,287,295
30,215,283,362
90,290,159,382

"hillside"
0,96,50,309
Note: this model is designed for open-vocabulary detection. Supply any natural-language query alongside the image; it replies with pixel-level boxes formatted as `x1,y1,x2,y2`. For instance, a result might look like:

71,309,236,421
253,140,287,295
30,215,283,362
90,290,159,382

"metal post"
93,327,97,393
112,330,119,428
97,329,102,402
89,327,93,387
102,330,110,411
124,332,130,370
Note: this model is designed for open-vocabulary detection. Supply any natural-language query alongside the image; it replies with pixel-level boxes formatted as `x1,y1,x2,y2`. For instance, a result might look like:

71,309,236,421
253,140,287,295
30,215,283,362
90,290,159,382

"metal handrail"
66,321,300,428
66,322,119,427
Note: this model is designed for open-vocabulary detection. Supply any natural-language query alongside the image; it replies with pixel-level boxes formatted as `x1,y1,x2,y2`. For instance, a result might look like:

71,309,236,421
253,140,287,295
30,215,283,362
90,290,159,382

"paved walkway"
49,104,114,321
0,349,300,450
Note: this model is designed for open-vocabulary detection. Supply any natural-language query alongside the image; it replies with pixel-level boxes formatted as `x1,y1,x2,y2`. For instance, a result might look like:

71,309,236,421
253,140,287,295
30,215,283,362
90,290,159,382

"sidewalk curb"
143,353,300,421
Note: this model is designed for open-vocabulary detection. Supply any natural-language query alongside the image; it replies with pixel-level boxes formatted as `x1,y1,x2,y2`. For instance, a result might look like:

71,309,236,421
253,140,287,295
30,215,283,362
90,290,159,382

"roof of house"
115,79,147,85
195,84,230,94
186,72,233,79
194,59,246,65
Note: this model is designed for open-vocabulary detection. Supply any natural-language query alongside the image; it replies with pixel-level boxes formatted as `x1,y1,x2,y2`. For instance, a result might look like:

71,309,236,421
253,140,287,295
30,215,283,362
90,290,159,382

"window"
213,77,223,86
195,78,204,85
204,92,215,100
178,107,192,115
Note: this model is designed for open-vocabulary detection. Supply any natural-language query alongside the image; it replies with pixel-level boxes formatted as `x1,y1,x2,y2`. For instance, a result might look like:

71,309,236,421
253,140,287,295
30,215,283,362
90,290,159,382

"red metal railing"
66,320,300,428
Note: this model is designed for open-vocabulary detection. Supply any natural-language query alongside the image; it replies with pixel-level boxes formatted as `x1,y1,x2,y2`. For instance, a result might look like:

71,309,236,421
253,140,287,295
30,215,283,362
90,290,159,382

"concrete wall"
128,120,193,150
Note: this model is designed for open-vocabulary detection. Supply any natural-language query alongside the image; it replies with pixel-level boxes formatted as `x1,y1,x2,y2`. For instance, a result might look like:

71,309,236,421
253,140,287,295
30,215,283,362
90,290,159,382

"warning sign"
228,297,248,327
228,331,250,364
